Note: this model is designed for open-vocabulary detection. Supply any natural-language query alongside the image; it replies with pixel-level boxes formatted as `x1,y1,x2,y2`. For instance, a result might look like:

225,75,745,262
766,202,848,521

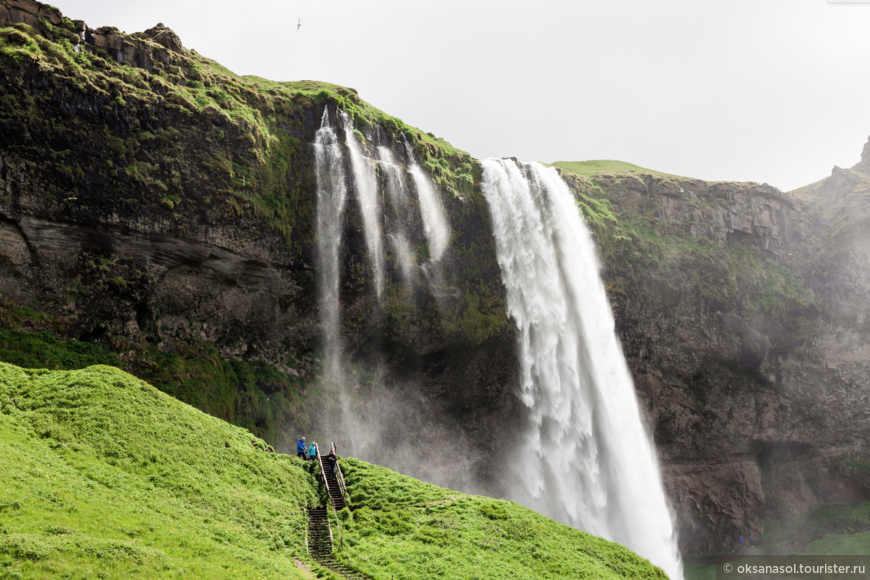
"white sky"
58,0,870,191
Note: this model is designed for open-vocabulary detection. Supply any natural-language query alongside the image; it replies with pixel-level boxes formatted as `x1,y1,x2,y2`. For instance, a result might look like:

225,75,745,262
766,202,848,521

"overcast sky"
59,0,870,191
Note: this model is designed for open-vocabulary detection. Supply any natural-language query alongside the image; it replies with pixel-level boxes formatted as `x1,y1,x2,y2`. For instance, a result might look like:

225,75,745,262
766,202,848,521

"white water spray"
313,109,347,384
342,111,385,299
481,159,682,579
404,137,450,262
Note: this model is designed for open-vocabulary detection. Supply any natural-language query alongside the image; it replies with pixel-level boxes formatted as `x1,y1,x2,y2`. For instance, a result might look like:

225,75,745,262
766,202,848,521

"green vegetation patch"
0,312,313,451
0,362,317,579
554,170,815,318
757,500,870,556
331,457,667,579
549,160,690,182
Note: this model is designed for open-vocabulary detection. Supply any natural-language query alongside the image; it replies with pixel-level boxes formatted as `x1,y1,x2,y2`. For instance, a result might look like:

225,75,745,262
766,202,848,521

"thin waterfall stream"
480,158,683,579
376,145,417,283
342,110,385,300
405,136,450,262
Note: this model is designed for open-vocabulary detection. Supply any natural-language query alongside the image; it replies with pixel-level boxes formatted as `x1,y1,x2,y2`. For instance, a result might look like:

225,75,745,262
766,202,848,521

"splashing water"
313,109,348,386
404,136,450,262
342,111,385,299
480,158,683,579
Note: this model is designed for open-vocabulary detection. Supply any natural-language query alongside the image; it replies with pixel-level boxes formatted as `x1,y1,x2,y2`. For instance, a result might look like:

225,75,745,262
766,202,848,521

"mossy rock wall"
0,0,515,482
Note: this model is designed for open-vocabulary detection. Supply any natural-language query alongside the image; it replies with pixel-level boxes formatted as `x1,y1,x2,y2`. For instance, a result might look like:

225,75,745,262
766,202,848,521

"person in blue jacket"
307,441,317,461
296,436,306,460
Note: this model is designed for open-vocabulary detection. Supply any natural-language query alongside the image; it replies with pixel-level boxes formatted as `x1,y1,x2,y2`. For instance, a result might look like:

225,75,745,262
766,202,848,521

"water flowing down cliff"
376,145,417,283
342,110,386,300
481,159,683,578
313,109,350,417
405,135,451,262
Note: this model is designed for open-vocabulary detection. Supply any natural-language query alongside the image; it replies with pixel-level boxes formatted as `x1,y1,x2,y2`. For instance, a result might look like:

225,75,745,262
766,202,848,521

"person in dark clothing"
296,437,307,460
326,450,337,479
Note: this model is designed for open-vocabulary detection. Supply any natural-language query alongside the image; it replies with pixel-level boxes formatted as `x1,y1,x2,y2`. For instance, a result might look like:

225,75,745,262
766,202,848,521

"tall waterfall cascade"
312,109,457,452
313,109,348,387
480,159,683,579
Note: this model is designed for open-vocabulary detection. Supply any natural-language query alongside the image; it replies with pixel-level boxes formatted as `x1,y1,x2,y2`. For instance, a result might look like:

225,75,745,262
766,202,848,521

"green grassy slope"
0,362,317,579
0,303,313,452
548,160,689,181
335,458,667,579
0,362,667,579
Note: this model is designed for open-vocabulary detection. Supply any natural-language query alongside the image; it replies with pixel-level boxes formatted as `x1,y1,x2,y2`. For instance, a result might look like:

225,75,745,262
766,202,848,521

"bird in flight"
297,18,302,32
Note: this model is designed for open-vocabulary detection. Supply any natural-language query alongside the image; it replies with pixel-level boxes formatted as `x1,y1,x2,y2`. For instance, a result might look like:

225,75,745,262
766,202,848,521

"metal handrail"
331,442,349,503
312,445,335,547
314,448,332,505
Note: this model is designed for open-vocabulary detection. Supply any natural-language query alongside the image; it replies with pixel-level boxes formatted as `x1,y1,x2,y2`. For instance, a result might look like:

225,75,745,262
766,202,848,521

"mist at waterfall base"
310,109,681,577
310,109,482,493
481,159,682,578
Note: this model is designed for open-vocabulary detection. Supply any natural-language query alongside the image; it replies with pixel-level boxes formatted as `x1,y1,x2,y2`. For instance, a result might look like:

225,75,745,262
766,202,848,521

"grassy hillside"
335,458,667,579
0,362,317,579
548,160,689,181
0,302,314,452
0,362,667,579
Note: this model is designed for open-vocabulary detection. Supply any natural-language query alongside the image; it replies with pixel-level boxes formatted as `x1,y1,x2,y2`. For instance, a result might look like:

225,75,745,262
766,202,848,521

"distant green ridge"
0,362,668,579
548,160,690,181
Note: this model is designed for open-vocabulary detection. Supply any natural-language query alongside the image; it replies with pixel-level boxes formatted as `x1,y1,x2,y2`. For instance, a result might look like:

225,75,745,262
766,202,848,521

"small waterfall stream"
342,111,385,299
405,136,450,262
480,158,683,579
376,145,417,283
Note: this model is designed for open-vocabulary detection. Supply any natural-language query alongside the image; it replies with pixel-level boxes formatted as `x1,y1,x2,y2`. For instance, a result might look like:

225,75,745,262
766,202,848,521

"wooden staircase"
317,449,347,511
306,442,368,580
306,507,332,558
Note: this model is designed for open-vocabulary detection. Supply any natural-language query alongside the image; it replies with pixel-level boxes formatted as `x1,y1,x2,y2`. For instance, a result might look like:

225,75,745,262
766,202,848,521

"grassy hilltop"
0,362,666,579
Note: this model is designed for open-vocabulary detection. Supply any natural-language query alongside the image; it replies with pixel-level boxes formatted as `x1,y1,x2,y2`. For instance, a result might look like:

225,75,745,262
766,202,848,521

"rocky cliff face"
2,0,870,557
0,0,514,461
557,155,870,552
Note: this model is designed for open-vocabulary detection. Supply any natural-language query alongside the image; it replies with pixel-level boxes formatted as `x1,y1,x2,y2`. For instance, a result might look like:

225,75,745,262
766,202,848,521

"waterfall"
342,111,385,299
480,158,683,579
377,146,417,283
313,109,347,385
405,137,450,262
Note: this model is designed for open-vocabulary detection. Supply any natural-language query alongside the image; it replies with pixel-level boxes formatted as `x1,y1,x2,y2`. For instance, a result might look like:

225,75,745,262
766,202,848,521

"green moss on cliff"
0,15,476,254
557,168,815,318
